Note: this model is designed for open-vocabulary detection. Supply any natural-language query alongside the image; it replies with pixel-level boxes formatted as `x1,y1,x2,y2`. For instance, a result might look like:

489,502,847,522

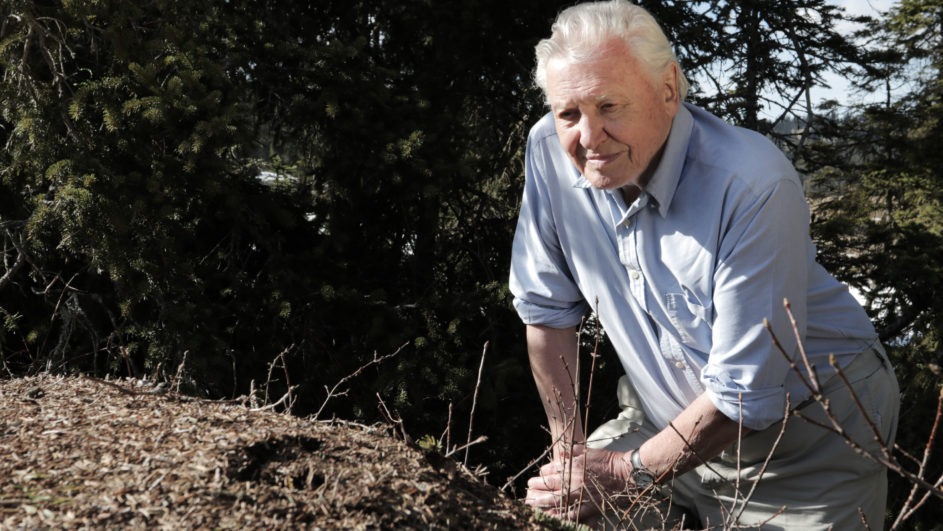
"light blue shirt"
510,103,879,430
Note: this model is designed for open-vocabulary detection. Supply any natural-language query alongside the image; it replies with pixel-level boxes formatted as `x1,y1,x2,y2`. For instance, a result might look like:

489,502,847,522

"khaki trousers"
587,346,900,530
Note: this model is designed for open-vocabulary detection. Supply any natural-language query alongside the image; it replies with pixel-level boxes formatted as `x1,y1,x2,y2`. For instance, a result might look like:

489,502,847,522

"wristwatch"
630,448,656,489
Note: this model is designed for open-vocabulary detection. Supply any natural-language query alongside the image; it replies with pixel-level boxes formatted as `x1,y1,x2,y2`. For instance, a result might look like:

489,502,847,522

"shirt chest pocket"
664,288,712,354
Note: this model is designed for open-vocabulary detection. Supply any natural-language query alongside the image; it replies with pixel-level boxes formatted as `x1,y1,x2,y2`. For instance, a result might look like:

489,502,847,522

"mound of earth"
0,374,547,529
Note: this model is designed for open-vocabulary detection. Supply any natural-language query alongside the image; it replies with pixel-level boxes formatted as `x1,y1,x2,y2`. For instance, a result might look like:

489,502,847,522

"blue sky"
812,0,895,106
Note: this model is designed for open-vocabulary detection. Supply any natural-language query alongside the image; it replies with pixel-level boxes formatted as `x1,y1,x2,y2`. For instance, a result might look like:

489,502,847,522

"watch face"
630,450,654,489
633,470,654,489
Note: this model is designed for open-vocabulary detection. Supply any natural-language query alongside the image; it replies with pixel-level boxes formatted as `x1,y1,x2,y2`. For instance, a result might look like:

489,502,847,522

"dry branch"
313,342,406,420
769,298,943,514
465,342,488,467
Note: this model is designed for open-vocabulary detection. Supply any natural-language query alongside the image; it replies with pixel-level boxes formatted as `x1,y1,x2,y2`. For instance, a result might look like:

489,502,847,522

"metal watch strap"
630,448,655,488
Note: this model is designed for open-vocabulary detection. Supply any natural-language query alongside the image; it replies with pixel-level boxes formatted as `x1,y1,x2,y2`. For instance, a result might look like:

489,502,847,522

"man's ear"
662,62,681,114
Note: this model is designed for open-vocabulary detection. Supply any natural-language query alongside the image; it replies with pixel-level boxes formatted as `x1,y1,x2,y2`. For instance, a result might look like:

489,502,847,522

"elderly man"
509,1,900,529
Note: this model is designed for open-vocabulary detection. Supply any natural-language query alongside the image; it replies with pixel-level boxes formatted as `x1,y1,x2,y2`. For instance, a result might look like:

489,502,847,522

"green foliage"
805,1,943,526
641,0,867,143
0,0,566,486
533,508,593,531
417,434,444,454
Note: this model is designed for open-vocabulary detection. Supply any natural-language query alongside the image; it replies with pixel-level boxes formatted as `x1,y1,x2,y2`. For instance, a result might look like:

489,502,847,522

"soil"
0,374,549,529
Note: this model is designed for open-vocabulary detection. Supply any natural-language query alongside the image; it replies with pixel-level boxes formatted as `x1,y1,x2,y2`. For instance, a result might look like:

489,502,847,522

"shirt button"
630,270,640,280
675,361,686,369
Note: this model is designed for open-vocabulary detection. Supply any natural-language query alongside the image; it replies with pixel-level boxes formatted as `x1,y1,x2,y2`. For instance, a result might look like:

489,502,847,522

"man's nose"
578,114,606,150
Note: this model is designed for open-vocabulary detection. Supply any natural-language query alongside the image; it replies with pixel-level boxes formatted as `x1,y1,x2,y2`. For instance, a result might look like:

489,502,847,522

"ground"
0,374,548,529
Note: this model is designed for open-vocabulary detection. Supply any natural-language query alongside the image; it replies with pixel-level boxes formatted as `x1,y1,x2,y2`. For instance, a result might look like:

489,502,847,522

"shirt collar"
572,103,694,218
644,103,693,217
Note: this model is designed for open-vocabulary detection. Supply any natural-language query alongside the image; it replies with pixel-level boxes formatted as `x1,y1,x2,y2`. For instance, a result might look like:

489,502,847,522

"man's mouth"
584,151,625,167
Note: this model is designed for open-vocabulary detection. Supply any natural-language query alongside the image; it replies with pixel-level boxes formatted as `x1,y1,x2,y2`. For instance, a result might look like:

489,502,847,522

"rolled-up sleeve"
509,129,588,329
702,178,810,430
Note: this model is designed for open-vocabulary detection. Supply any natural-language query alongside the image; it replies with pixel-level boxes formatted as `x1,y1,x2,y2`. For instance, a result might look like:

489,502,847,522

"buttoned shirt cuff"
513,297,588,329
703,377,790,431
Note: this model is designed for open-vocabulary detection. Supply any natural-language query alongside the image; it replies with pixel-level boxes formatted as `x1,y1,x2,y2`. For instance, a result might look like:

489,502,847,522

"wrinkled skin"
524,445,635,523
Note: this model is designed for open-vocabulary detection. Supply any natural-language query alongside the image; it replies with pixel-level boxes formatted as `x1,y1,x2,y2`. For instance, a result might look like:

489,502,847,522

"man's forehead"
547,42,629,71
546,47,661,108
571,37,633,61
549,91,613,110
545,58,634,106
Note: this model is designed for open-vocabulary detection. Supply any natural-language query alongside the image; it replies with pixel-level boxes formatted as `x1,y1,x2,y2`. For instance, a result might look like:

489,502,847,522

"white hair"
534,0,689,101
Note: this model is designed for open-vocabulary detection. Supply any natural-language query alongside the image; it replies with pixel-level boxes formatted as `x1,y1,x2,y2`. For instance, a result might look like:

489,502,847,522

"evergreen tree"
807,1,943,525
644,0,866,143
0,2,314,388
0,0,574,478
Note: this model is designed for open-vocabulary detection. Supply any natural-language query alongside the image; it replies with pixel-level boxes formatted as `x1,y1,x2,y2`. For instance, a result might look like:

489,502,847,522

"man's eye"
600,103,617,112
558,111,578,120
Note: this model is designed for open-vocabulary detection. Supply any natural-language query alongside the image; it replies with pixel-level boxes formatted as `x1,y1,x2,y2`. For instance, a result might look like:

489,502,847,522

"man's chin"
584,174,625,191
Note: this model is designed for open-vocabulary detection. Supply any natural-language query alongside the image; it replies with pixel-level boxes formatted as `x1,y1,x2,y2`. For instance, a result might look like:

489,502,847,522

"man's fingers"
526,489,605,524
538,459,565,475
527,470,572,491
538,458,589,478
527,474,550,489
523,489,561,508
524,484,581,507
525,486,591,509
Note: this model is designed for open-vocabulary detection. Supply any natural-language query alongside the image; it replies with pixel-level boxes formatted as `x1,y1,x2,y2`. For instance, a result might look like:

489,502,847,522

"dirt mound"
0,375,544,529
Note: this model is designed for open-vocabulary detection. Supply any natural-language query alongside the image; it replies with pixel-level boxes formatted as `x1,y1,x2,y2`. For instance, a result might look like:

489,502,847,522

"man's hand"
524,445,634,523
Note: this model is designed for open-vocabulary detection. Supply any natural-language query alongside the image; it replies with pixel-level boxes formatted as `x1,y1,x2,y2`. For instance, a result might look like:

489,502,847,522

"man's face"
545,39,680,192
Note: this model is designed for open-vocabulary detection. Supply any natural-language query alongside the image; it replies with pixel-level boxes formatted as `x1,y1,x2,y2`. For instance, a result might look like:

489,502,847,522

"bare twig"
563,331,582,514
894,443,921,467
783,299,819,394
464,342,488,467
171,350,189,394
501,445,554,492
446,436,489,460
729,392,745,529
0,231,26,291
769,300,943,507
279,348,295,414
439,400,453,453
763,318,818,398
859,506,873,531
33,272,81,370
508,332,585,507
892,386,943,529
262,345,293,408
245,379,258,409
755,505,788,527
617,452,683,524
250,385,299,413
733,395,791,525
313,342,407,420
576,306,602,519
500,398,582,491
828,353,893,461
376,392,410,443
663,418,747,501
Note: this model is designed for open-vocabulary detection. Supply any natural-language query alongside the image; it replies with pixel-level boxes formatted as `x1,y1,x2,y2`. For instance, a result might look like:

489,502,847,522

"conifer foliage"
806,2,943,522
0,0,565,471
811,0,942,357
1,1,309,388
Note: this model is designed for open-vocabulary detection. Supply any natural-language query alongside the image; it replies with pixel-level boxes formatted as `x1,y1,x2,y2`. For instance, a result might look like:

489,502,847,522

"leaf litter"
0,374,546,529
